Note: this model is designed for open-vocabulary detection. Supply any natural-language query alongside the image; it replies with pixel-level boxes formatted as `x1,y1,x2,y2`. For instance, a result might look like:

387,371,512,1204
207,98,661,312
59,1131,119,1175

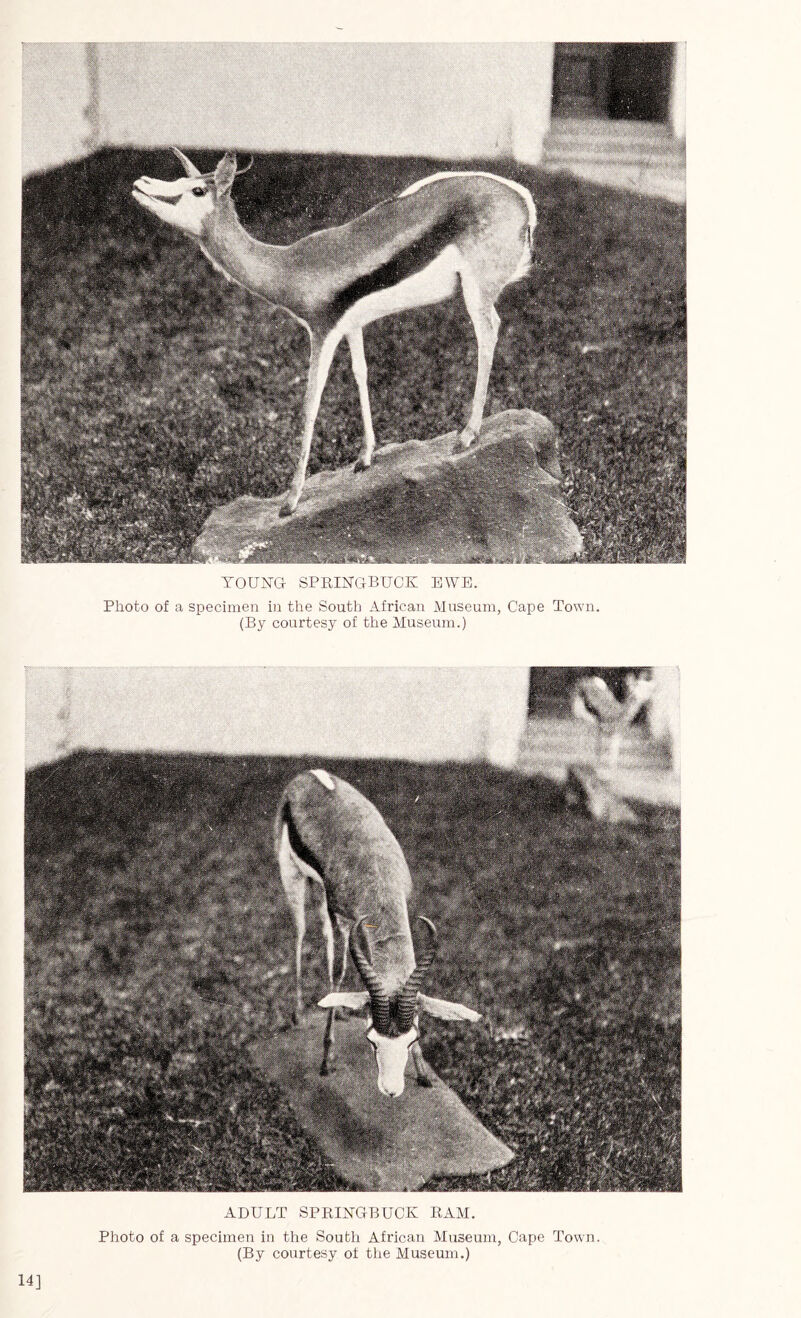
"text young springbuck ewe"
132,149,536,516
274,769,481,1097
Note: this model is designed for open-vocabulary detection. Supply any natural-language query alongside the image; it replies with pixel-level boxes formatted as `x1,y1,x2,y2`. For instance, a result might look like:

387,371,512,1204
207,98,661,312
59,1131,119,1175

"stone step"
542,119,685,174
518,711,672,772
518,698,678,806
519,751,669,774
544,140,685,167
549,117,677,139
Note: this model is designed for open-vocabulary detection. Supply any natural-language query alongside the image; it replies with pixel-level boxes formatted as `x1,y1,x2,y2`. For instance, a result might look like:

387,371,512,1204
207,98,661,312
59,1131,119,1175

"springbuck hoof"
454,427,478,453
278,499,298,518
353,456,371,473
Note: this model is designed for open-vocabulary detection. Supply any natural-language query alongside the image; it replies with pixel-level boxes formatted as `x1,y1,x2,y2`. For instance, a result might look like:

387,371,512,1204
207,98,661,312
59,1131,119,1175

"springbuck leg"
275,830,308,1024
315,886,338,1072
133,154,536,514
274,769,481,1097
322,915,350,1073
280,331,341,517
457,274,501,450
347,329,376,472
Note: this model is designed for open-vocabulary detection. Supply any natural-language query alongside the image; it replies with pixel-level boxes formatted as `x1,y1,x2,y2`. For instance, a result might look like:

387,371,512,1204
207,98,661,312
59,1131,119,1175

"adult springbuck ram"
132,149,537,516
274,769,481,1097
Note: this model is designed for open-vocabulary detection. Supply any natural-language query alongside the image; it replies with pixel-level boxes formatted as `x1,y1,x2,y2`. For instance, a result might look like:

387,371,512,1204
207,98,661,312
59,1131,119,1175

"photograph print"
22,43,686,564
25,666,681,1192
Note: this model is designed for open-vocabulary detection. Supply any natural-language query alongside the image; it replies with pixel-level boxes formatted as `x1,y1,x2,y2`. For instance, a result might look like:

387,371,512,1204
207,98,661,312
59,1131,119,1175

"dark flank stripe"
328,205,471,322
282,800,325,881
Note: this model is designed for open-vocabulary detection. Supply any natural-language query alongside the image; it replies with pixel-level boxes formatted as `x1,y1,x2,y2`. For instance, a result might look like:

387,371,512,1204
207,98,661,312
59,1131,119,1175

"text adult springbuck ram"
132,150,537,516
274,769,481,1097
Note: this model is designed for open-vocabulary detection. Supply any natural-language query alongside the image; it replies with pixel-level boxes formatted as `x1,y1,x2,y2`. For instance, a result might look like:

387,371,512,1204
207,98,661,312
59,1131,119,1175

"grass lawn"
22,149,686,563
25,752,681,1191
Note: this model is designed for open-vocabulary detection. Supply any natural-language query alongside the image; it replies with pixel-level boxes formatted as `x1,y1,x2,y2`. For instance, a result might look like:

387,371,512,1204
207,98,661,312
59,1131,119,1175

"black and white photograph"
22,43,686,564
25,666,680,1192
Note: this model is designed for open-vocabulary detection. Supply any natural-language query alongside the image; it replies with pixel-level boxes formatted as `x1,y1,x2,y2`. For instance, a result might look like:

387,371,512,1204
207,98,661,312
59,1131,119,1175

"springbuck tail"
274,769,481,1097
132,150,537,516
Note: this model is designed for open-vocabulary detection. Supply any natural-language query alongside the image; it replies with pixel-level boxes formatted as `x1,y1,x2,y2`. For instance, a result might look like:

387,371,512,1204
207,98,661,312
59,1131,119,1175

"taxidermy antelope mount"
571,670,655,770
274,769,481,1098
132,149,537,516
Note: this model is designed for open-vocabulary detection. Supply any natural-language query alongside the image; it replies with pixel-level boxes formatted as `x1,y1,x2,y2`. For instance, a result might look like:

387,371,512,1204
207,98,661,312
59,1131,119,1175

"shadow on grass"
22,149,685,562
25,752,680,1191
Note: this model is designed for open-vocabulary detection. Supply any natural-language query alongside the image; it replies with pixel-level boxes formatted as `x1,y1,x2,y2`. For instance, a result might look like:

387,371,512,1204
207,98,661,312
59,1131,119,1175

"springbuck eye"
191,186,205,198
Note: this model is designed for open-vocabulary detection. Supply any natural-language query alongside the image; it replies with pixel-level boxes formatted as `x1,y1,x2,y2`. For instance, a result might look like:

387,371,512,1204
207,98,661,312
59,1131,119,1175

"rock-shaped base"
193,410,582,563
565,764,639,824
252,1018,514,1191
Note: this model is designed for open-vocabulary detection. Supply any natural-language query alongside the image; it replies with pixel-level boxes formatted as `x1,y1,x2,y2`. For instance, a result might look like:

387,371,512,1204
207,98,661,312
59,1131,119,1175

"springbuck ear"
171,147,202,178
214,151,238,195
417,994,482,1023
317,991,371,1013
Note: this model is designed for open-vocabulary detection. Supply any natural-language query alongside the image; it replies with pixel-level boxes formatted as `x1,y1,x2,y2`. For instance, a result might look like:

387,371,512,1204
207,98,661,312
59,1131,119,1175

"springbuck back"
132,150,537,516
274,769,481,1098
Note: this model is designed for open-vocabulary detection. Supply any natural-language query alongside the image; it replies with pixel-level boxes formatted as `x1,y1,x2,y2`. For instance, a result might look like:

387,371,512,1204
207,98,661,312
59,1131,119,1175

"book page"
3,5,798,1317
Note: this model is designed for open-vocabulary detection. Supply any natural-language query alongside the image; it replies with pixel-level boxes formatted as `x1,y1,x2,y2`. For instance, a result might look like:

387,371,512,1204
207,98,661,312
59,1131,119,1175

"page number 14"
17,1274,41,1291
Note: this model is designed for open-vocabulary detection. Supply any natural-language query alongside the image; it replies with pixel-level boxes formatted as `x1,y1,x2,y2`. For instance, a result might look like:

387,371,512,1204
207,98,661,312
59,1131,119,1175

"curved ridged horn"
396,917,438,1031
235,155,254,177
171,147,202,178
349,918,390,1034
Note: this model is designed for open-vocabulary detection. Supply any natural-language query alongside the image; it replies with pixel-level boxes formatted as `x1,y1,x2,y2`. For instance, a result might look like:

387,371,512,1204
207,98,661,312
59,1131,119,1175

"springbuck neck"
132,149,537,517
274,768,481,1098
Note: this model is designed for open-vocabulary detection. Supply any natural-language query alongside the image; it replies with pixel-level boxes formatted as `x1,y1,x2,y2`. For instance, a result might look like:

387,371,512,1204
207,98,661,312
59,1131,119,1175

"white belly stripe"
280,822,324,885
336,244,462,336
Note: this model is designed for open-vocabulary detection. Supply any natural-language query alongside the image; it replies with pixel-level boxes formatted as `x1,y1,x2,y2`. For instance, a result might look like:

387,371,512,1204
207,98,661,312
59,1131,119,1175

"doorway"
552,43,674,123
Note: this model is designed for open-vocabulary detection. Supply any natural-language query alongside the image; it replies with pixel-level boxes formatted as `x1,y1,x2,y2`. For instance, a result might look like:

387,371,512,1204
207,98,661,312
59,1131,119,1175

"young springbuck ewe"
132,149,537,516
274,769,481,1098
571,669,655,770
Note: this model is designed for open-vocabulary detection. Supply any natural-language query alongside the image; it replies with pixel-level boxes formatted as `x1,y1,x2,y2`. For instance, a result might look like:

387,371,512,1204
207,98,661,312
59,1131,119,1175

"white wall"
646,666,681,771
24,668,70,769
669,42,687,140
22,43,93,176
22,42,556,177
25,668,531,772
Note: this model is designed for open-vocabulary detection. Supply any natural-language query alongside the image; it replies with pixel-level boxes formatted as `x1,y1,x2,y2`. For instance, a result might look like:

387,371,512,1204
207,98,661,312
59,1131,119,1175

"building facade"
24,668,531,771
23,42,686,199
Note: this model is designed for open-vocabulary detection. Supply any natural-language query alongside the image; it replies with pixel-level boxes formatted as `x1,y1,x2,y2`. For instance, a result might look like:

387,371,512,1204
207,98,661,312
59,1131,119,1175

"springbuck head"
319,916,480,1098
132,148,251,239
624,668,655,706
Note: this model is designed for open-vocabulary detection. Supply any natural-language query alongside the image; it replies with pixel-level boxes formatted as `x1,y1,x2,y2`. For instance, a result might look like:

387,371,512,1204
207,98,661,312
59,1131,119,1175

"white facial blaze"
131,173,215,238
367,1025,417,1098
